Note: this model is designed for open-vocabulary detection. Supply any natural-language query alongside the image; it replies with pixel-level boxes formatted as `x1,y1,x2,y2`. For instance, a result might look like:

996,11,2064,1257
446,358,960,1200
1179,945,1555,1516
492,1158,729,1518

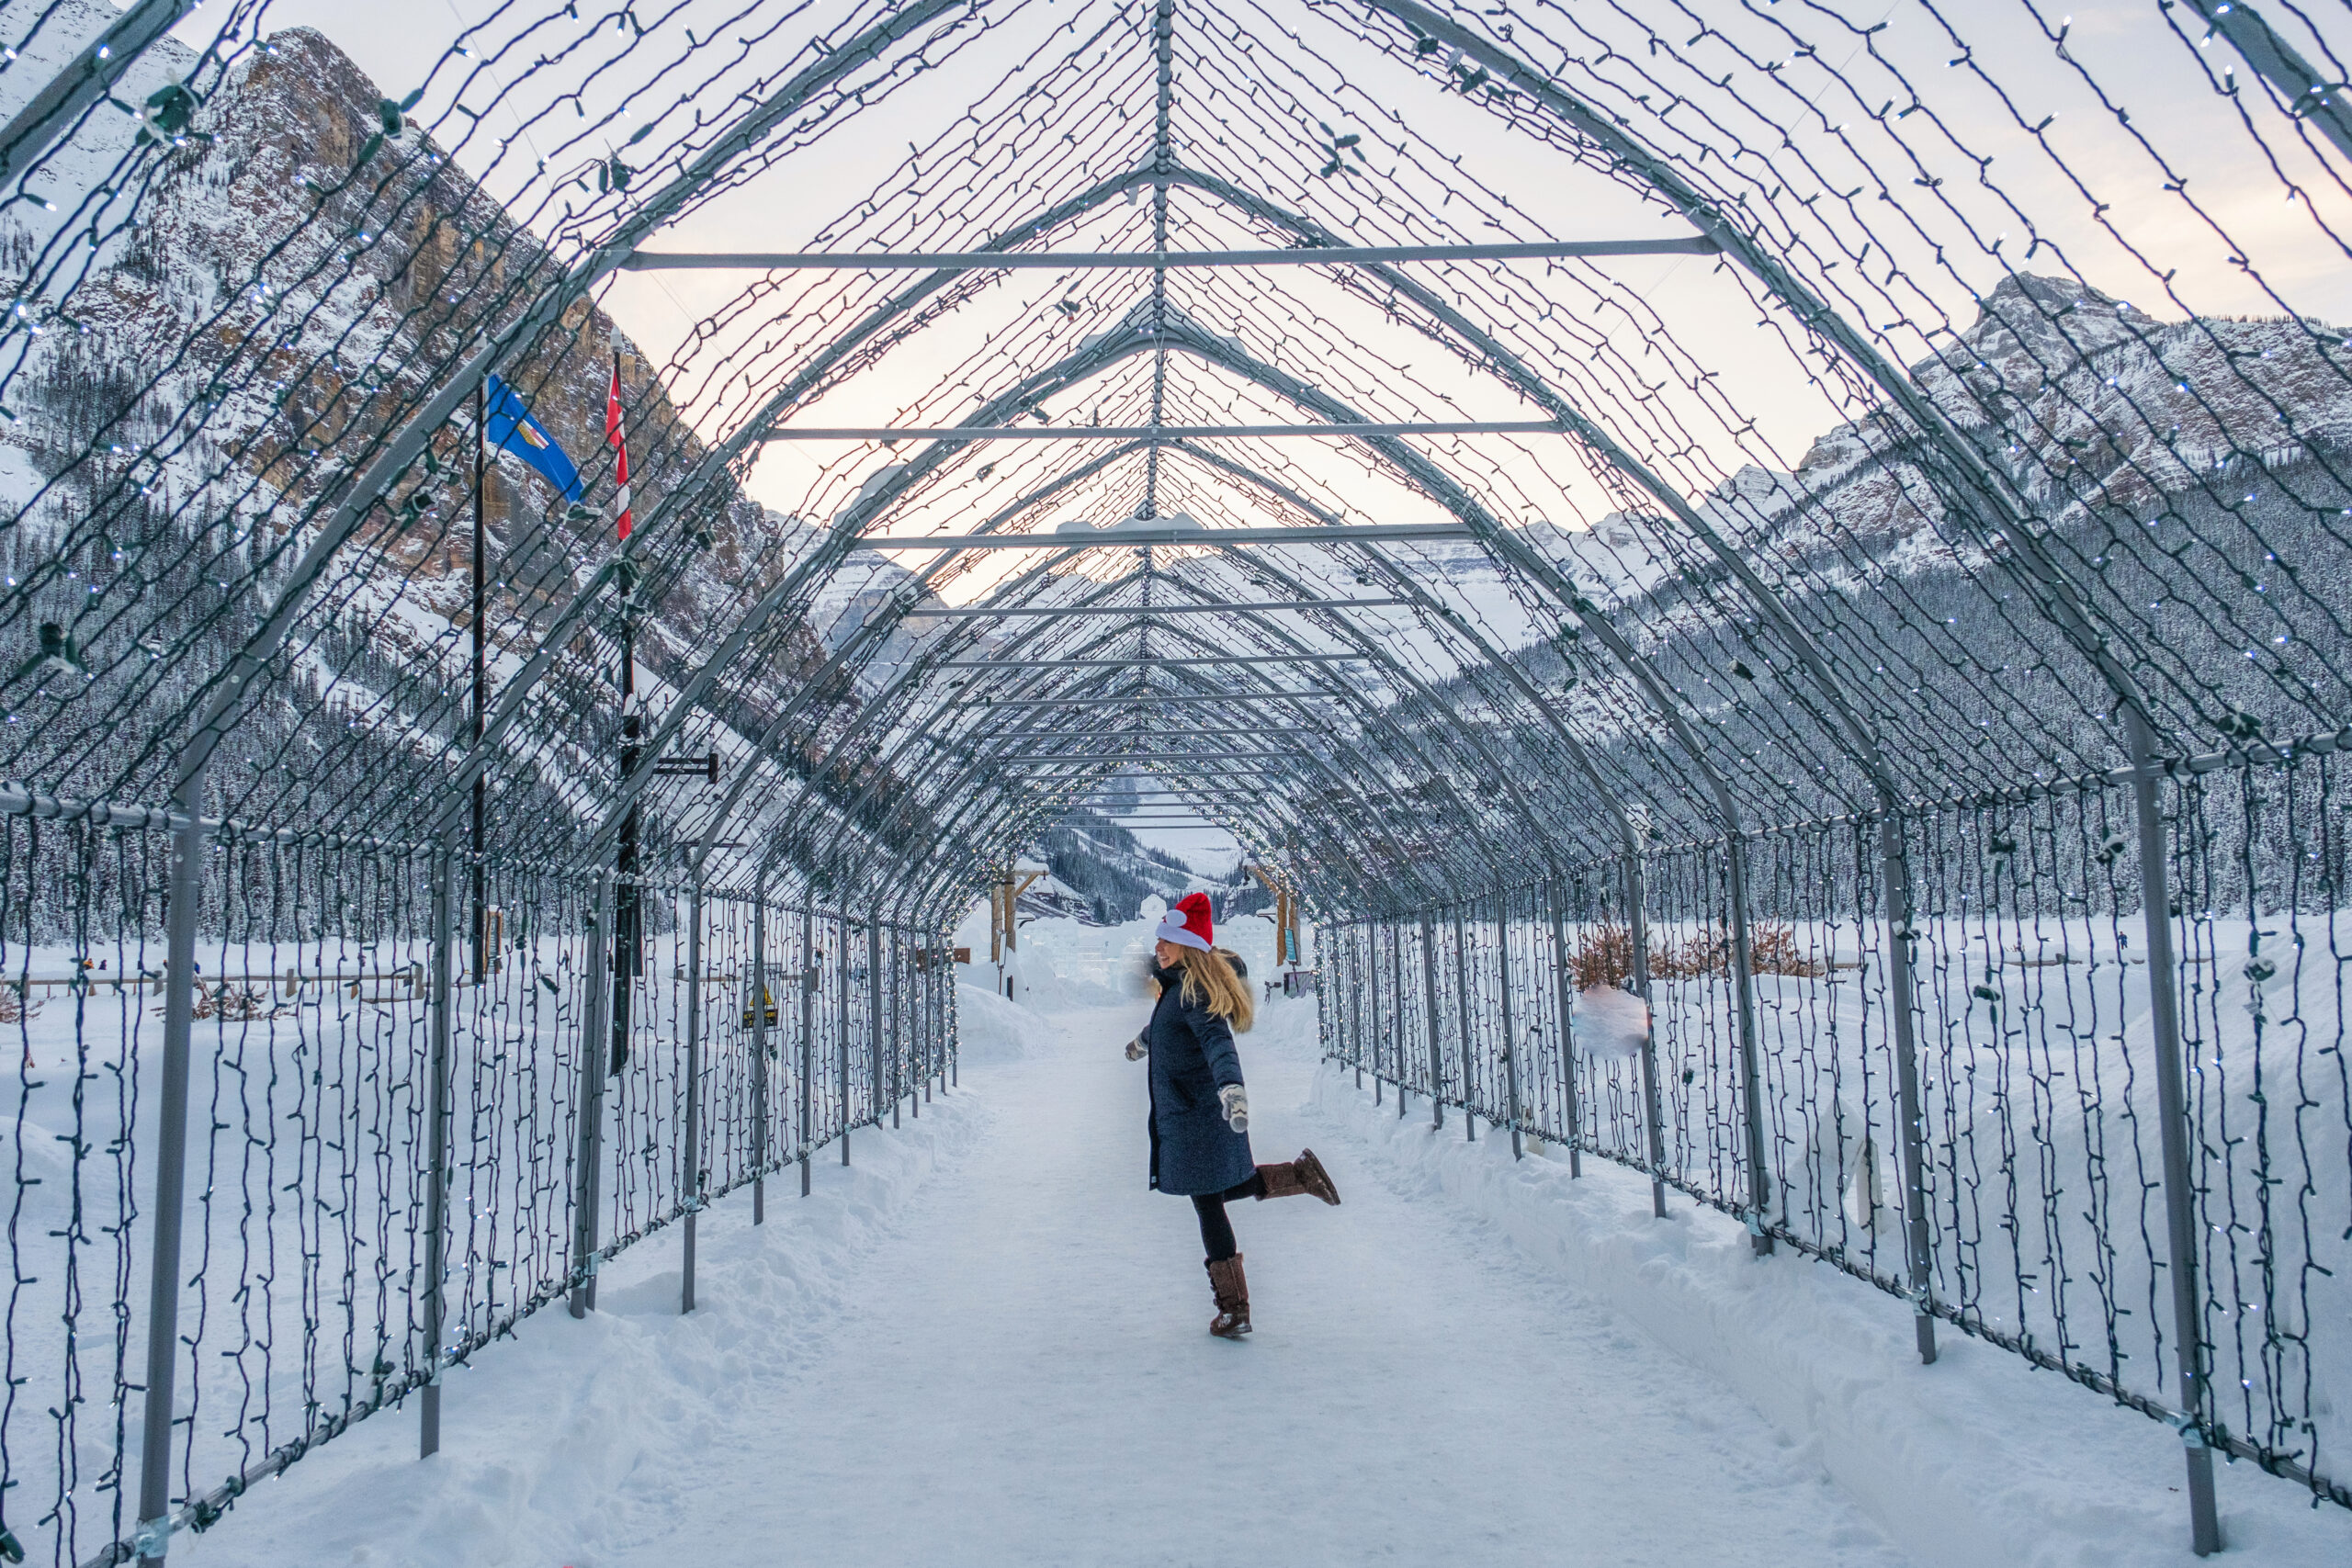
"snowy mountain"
1705,271,2352,575
0,4,847,849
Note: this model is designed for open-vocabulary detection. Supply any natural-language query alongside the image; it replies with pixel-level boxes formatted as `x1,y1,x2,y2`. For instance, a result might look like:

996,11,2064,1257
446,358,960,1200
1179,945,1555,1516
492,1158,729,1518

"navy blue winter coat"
1142,963,1256,1196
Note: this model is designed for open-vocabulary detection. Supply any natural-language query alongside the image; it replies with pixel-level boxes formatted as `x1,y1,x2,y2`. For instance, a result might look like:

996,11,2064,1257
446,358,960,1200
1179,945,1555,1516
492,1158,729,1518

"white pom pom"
1575,986,1650,1060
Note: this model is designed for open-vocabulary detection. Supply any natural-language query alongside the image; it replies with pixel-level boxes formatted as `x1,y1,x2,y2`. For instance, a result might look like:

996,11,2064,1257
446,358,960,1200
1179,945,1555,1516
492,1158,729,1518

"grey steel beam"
1001,768,1291,778
766,421,1559,440
853,523,1470,548
0,0,197,182
2181,0,2352,165
976,692,1338,705
985,728,1276,738
941,654,1362,669
985,751,1299,761
624,237,1717,270
910,598,1407,616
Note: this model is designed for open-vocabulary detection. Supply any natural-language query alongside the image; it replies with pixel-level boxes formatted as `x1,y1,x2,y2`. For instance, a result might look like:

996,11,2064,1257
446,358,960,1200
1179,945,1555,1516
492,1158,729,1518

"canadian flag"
606,359,631,541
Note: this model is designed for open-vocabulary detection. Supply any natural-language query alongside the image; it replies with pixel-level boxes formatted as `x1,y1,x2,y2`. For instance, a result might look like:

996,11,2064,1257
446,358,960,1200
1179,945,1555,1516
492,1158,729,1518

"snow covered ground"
160,927,2350,1567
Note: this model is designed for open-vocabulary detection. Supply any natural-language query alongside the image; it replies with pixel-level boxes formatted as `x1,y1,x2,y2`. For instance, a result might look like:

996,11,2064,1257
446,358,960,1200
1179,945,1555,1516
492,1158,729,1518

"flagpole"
611,347,639,1084
470,380,489,980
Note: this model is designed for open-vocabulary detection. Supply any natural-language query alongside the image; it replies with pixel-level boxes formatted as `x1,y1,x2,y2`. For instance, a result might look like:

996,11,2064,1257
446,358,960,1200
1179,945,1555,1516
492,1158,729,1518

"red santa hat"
1155,891,1215,953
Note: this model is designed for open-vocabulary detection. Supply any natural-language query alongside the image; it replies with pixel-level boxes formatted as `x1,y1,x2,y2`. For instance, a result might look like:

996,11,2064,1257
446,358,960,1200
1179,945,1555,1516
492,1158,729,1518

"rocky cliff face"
0,4,844,851
1708,271,2352,570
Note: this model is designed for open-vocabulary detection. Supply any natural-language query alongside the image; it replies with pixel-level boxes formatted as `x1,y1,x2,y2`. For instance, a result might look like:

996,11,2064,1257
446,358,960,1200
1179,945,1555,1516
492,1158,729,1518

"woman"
1125,893,1340,1338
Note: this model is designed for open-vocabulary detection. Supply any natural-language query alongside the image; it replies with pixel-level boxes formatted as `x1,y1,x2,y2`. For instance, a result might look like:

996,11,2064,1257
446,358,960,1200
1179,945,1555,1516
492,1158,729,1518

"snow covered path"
635,996,1909,1566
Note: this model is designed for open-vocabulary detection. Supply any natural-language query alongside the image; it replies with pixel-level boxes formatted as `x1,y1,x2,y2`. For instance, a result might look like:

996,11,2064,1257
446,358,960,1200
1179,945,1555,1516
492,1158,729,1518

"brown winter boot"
1256,1148,1342,1206
1205,1255,1251,1338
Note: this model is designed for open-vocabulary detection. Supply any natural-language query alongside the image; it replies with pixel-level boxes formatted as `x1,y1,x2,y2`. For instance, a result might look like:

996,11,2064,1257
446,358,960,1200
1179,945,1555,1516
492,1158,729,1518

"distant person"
1124,893,1339,1338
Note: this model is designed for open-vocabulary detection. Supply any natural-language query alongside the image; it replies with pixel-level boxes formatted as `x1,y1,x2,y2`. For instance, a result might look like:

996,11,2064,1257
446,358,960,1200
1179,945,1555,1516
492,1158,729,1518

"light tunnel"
0,0,2345,1560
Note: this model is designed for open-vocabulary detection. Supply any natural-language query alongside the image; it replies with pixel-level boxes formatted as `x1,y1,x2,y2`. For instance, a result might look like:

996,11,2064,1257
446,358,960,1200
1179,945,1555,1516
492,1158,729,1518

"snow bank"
954,981,1054,1064
1307,1066,2351,1568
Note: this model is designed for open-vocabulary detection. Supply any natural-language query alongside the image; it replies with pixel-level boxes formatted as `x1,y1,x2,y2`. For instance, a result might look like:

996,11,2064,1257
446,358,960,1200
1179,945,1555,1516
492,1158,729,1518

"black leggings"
1192,1171,1268,1261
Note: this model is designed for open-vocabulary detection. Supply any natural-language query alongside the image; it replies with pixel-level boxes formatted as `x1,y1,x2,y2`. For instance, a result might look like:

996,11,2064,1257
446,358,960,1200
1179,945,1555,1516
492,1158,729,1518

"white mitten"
1124,1036,1147,1061
1218,1083,1250,1133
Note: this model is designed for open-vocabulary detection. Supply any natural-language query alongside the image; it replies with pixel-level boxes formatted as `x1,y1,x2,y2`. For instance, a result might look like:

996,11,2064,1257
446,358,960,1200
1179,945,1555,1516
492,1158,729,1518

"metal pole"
1354,926,1374,1086
570,873,615,1318
799,906,815,1196
1453,905,1476,1143
752,895,767,1225
681,882,703,1314
470,382,489,981
1393,921,1409,1117
838,914,854,1165
1724,837,1773,1256
1420,912,1443,1131
0,0,198,184
420,846,457,1457
1371,923,1382,1107
1547,881,1582,1177
1877,805,1937,1363
1497,893,1525,1161
869,919,888,1132
2127,709,2222,1554
1317,936,1333,1060
132,768,208,1567
613,625,640,1080
1623,852,1668,1220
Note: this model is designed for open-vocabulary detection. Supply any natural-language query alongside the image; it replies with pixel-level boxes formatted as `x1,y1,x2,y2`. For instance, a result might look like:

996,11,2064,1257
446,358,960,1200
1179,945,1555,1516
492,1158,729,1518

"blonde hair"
1177,946,1255,1032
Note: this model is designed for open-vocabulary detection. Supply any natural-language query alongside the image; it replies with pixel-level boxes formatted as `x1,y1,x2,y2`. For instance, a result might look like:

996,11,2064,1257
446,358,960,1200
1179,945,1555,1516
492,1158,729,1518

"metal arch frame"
620,164,1868,870
822,622,1452,912
576,130,1919,898
808,573,1572,909
694,146,1910,819
573,146,1766,891
734,570,1419,912
674,436,1589,911
803,634,1474,913
649,312,1749,905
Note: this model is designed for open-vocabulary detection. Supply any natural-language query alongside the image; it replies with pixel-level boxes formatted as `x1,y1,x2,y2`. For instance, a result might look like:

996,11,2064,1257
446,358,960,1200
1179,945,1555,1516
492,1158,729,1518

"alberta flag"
483,373,584,502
